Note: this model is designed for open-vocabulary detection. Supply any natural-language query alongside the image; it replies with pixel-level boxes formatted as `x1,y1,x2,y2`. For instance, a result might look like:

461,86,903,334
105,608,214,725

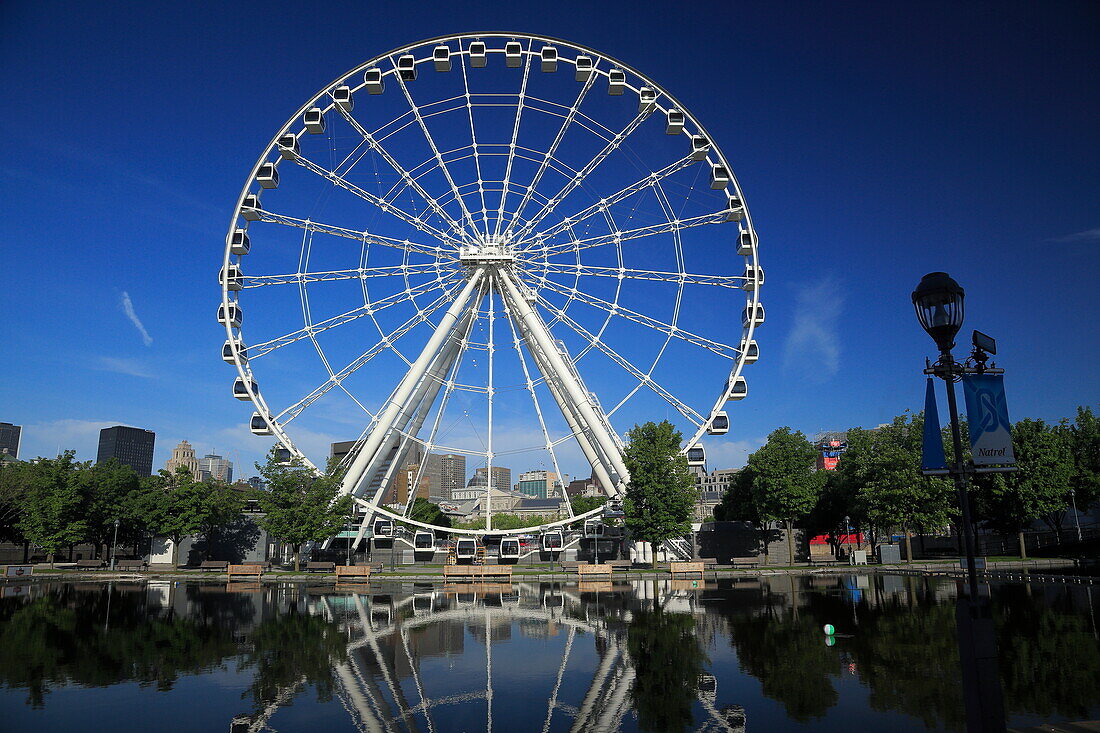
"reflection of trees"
627,607,707,732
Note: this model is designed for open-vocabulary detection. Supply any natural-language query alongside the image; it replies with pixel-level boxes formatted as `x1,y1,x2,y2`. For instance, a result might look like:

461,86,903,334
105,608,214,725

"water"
0,574,1098,732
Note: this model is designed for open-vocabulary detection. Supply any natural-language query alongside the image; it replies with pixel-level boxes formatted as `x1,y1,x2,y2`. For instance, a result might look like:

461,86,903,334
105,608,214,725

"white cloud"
96,356,154,379
20,419,122,462
120,291,153,346
1051,227,1100,243
783,276,844,382
703,437,766,470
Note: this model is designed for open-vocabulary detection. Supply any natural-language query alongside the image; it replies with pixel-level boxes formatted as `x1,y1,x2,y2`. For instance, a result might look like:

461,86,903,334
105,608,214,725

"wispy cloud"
120,291,153,346
96,356,155,379
1050,227,1100,243
20,419,122,461
783,276,844,382
705,437,766,469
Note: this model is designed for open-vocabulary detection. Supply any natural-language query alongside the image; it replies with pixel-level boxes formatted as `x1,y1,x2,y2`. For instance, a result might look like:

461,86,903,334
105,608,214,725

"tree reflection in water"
627,605,708,732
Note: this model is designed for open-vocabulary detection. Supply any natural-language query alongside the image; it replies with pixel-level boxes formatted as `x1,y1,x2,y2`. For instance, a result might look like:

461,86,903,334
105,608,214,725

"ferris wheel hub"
459,238,516,267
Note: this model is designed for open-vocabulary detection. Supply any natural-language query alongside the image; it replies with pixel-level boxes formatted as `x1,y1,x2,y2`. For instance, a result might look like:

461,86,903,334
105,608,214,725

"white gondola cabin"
364,67,384,94
743,265,764,291
304,107,325,134
455,537,477,561
505,41,522,67
666,108,684,135
250,412,273,436
638,86,656,113
742,303,765,328
256,163,279,189
740,339,759,364
218,303,242,329
230,228,250,255
738,229,756,256
575,55,593,82
724,195,744,222
277,133,299,160
232,376,257,401
608,68,625,95
583,520,605,539
273,447,293,466
541,46,557,72
373,518,394,539
727,375,748,400
240,193,261,221
691,135,710,161
498,538,520,560
413,594,433,615
220,264,243,291
433,45,451,72
398,54,417,81
708,412,729,436
469,41,487,67
413,530,435,552
222,338,246,364
333,85,353,112
687,445,706,467
541,531,564,551
710,163,730,189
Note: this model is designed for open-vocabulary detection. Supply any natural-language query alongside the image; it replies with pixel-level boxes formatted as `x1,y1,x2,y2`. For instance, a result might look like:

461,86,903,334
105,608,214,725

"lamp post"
912,272,981,602
110,518,120,570
1070,489,1083,543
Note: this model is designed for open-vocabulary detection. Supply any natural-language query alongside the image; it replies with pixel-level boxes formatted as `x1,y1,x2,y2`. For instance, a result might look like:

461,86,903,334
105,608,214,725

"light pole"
110,518,120,570
1070,489,1084,543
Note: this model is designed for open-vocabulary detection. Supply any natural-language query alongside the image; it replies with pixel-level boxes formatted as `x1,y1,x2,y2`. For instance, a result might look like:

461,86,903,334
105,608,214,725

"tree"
143,467,219,568
622,421,696,554
713,466,758,523
406,497,451,529
1070,405,1100,510
253,450,352,571
570,494,607,516
77,459,141,559
628,607,708,731
748,427,823,564
0,460,30,546
18,452,89,565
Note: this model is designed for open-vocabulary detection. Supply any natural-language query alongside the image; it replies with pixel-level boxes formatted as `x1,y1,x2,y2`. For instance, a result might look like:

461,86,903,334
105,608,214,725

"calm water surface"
0,574,1098,731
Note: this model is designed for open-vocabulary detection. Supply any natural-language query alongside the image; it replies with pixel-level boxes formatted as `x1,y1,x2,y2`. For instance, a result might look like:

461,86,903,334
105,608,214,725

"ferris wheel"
219,33,763,537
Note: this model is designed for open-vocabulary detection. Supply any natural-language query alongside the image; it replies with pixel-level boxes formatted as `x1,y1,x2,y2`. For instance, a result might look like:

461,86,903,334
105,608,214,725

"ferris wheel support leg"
497,268,629,496
339,268,486,502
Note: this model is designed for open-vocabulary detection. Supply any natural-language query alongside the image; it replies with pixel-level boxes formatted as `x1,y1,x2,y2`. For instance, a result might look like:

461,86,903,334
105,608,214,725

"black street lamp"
110,518,120,571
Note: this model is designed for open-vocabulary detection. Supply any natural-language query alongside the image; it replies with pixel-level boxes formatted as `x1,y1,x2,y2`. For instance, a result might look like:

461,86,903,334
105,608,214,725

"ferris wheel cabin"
708,412,729,435
468,41,487,67
364,67,384,94
218,303,242,329
221,338,246,364
498,537,520,560
505,41,522,67
220,264,243,291
638,86,656,113
739,339,759,364
727,375,748,401
575,55,593,82
691,135,710,161
541,46,557,72
583,520,605,539
240,193,261,221
232,376,257,401
541,531,564,551
433,45,451,72
398,54,417,81
455,537,478,561
250,412,273,436
742,265,764,291
256,163,279,189
230,229,250,255
608,68,625,95
333,85,353,112
666,109,684,135
724,195,744,222
687,445,706,467
277,134,299,160
710,164,730,189
742,303,765,328
738,229,756,256
373,518,394,539
413,530,436,552
304,107,325,134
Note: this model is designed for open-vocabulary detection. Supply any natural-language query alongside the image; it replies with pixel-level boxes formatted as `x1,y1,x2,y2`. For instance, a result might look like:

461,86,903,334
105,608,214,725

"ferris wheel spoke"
273,286,460,426
247,273,460,360
530,292,706,426
533,277,737,359
291,153,461,246
502,59,601,240
509,105,654,244
484,276,497,532
520,262,748,289
333,100,471,241
243,262,455,289
524,154,696,244
492,41,534,240
255,208,448,259
530,210,728,259
457,42,500,238
390,55,483,239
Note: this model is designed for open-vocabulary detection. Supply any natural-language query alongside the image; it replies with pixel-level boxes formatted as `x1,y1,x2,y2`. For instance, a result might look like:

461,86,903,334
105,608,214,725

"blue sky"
1,1,1097,480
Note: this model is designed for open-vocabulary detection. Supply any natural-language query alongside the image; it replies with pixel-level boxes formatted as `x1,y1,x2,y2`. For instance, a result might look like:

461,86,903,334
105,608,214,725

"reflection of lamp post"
1070,489,1083,543
912,272,980,602
110,518,120,570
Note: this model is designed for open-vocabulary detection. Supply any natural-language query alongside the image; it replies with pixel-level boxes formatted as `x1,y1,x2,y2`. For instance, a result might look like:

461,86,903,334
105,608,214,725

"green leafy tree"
406,497,452,529
254,451,352,571
18,452,89,565
1070,405,1100,510
142,467,218,568
714,466,758,523
77,459,141,559
570,494,607,516
622,420,696,554
748,427,823,563
0,460,31,545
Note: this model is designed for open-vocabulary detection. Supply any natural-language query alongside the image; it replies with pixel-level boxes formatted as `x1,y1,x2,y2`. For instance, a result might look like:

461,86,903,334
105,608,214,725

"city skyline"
2,2,1096,479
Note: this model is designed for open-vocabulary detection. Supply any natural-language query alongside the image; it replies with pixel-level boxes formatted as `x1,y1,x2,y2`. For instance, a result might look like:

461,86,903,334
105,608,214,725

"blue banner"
921,378,947,470
962,374,1015,465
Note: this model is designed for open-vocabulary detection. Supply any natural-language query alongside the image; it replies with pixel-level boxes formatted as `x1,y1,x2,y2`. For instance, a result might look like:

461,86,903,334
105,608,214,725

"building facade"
164,440,201,477
694,467,739,523
815,432,848,471
394,463,431,506
516,470,568,499
97,425,156,476
424,452,466,501
198,453,233,483
468,466,512,494
0,422,21,459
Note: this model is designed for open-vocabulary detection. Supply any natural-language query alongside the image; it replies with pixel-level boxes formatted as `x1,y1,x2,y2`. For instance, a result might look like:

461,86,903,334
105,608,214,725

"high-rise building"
469,466,511,494
164,440,200,477
97,425,156,476
516,470,568,499
0,422,21,459
394,463,431,505
424,453,466,500
197,453,233,483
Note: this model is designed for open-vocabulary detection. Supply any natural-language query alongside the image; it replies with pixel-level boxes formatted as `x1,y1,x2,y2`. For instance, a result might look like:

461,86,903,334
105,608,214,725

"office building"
394,463,431,505
0,422,21,459
97,425,156,476
516,470,568,499
467,466,511,494
424,452,466,501
164,440,200,477
246,476,267,491
198,453,233,483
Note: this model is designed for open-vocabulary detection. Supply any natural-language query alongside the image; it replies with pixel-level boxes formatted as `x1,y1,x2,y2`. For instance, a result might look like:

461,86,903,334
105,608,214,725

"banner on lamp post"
921,377,947,471
962,374,1015,465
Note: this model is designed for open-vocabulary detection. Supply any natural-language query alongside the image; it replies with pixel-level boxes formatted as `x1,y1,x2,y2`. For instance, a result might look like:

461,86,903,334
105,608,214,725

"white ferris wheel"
219,33,763,537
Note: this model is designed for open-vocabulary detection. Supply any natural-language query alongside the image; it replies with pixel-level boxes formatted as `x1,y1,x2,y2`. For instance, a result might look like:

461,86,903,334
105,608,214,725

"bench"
729,557,760,569
335,565,371,580
228,564,263,581
241,561,272,571
443,565,512,581
607,560,633,570
669,561,704,578
558,561,585,570
573,564,613,578
75,559,105,571
200,560,230,571
305,561,336,573
116,560,146,571
809,555,841,566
